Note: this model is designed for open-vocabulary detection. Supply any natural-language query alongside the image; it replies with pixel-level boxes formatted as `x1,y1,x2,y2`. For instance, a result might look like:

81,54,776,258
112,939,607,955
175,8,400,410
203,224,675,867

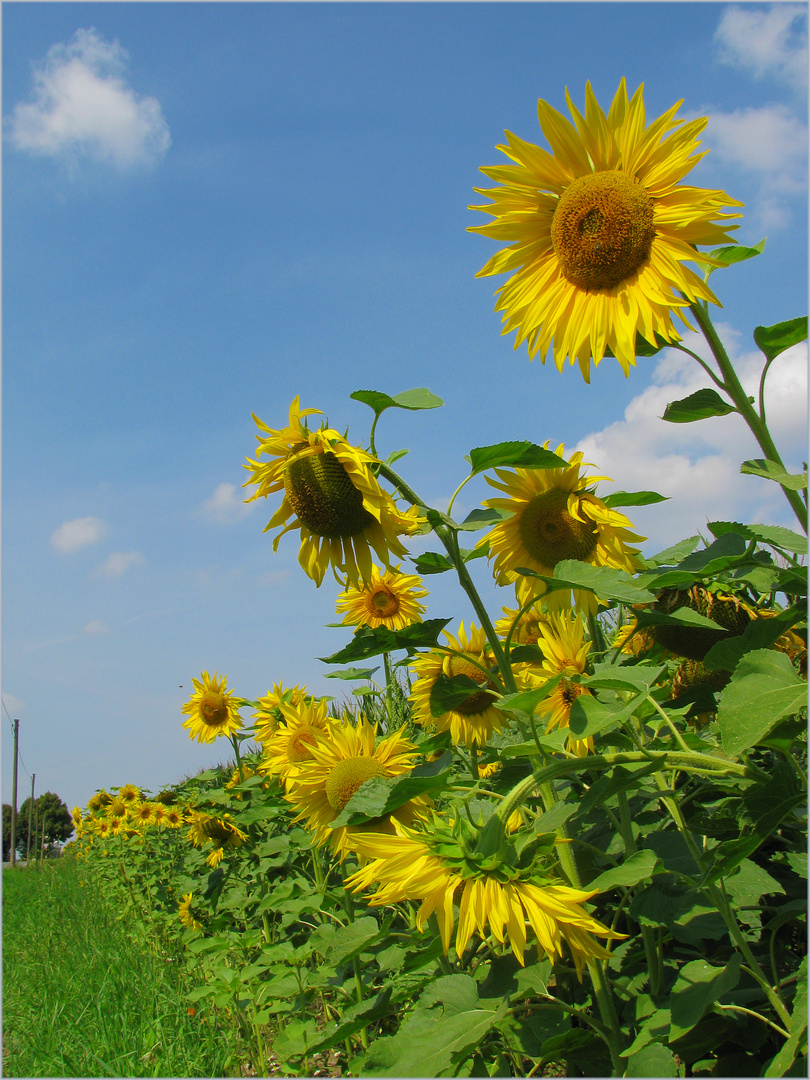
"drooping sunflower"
469,79,743,381
346,819,622,976
336,564,428,631
178,893,203,931
87,791,112,814
409,622,512,748
181,671,243,744
186,810,249,868
481,445,644,613
533,611,594,756
253,681,310,745
283,717,428,858
243,397,421,587
259,697,332,788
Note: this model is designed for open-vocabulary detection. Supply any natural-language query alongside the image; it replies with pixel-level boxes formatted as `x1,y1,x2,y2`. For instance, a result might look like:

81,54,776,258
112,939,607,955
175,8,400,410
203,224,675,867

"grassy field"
2,857,242,1078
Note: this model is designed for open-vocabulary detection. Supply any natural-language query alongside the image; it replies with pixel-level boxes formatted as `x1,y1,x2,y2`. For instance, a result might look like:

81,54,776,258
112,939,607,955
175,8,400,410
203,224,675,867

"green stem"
617,791,663,998
690,301,807,532
712,1003,790,1040
588,960,625,1074
382,651,395,730
230,735,245,784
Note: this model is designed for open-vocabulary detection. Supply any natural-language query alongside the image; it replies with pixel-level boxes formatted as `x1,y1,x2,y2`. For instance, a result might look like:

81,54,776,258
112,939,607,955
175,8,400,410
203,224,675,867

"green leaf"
702,792,806,886
324,666,380,681
456,507,511,531
625,1042,679,1078
602,490,669,508
350,387,444,417
739,459,809,492
634,606,727,632
765,956,807,1076
467,441,568,476
717,649,807,755
429,672,490,717
589,662,667,692
709,519,808,554
588,849,659,891
330,756,454,827
322,916,381,966
662,388,736,423
706,238,766,276
411,551,453,574
518,560,656,604
676,529,747,572
703,605,805,672
754,316,808,362
647,536,702,566
669,954,741,1040
319,618,451,663
568,695,620,738
498,674,565,716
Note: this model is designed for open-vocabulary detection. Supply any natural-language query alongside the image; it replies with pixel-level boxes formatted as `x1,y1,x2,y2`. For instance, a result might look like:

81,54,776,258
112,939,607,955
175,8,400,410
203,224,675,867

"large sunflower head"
283,717,428,858
533,610,594,756
259,697,332,788
243,398,421,588
469,80,743,381
253,681,310,744
409,622,512,748
336,564,428,631
346,816,623,976
480,444,644,613
181,671,243,744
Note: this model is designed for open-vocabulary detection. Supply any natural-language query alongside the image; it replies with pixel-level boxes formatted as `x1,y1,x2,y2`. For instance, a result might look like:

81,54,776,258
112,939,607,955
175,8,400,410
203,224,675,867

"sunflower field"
70,81,806,1079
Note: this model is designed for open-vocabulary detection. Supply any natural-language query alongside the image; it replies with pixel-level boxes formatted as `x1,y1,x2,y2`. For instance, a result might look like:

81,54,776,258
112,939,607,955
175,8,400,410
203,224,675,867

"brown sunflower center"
200,691,229,728
325,756,386,812
518,488,598,567
560,680,586,709
447,656,498,716
551,170,655,291
287,727,320,763
368,585,400,617
284,451,374,538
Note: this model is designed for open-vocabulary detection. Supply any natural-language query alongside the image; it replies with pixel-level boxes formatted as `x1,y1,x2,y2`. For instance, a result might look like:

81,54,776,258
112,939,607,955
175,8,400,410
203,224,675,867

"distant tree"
3,804,11,861
16,792,73,857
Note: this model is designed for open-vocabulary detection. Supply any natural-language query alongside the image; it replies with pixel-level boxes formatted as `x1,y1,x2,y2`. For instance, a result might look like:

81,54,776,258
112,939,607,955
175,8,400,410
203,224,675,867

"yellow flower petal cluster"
181,671,243,744
346,822,621,976
259,698,332,787
470,79,742,381
243,398,421,587
409,622,513,749
336,564,428,631
481,445,644,613
253,681,310,744
186,810,248,868
178,893,202,931
534,611,595,756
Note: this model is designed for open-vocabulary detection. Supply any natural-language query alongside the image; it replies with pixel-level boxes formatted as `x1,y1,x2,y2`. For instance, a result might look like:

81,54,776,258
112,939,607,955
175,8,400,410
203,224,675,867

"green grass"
2,857,241,1078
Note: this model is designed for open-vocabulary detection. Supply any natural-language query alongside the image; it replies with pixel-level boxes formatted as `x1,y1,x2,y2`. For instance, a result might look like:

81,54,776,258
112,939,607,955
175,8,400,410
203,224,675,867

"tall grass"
2,857,241,1078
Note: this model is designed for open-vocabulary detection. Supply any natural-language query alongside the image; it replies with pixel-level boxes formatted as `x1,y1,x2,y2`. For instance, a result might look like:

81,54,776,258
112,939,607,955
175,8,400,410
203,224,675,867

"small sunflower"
181,671,243,744
346,819,622,976
243,397,421,587
163,807,185,829
409,622,512,748
95,818,112,839
132,802,158,827
495,603,551,646
118,784,140,805
87,791,112,814
186,810,249,868
71,806,83,828
259,698,332,788
106,797,127,819
469,79,742,381
253,681,309,744
178,893,203,931
533,611,594,756
336,564,428,631
284,717,428,858
481,445,644,613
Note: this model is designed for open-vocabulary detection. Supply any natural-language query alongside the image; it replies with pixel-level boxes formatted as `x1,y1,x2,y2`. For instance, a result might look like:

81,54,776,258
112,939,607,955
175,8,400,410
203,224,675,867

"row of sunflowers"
70,80,806,1078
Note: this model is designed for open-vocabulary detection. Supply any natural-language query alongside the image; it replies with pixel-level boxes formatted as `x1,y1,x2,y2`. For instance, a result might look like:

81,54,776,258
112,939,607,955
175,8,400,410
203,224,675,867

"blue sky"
3,2,807,817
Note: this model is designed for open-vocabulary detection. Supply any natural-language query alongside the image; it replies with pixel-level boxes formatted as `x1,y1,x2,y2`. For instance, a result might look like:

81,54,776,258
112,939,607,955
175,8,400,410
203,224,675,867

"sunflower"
469,79,742,381
71,806,83,828
613,618,657,657
259,698,332,788
132,802,157,827
346,819,622,976
163,807,185,829
94,818,112,839
253,681,310,744
118,784,140,805
186,810,249,868
243,397,421,587
283,717,428,858
495,603,551,646
533,611,594,756
87,791,112,814
106,797,127,819
409,622,512,748
181,671,243,744
178,893,203,931
336,564,428,631
481,445,644,613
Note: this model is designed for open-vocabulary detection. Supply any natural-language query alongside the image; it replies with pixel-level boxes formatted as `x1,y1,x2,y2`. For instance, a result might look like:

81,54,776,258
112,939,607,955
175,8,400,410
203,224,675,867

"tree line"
3,792,72,861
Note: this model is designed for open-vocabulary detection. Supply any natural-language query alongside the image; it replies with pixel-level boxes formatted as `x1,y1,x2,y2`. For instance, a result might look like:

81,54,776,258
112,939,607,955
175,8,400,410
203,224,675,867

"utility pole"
25,774,36,864
9,719,19,868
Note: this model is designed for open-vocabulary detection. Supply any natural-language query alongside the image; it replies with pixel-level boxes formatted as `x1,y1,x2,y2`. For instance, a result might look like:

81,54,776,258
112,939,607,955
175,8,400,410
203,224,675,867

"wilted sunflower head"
469,79,742,381
243,398,421,588
480,444,644,613
336,564,428,631
87,791,112,814
186,810,248,864
178,893,203,932
654,586,754,660
181,671,244,745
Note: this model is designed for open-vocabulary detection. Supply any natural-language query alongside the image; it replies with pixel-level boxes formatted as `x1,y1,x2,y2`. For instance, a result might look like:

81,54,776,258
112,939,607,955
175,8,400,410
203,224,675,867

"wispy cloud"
2,693,26,718
82,619,110,636
6,28,171,168
51,516,108,553
715,4,808,88
92,550,145,579
576,327,807,553
200,482,255,524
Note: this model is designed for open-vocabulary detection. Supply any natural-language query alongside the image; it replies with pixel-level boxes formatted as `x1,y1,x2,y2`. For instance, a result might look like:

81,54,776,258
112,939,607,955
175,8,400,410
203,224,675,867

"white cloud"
201,483,255,524
715,4,808,87
51,516,108,553
6,28,170,168
576,327,808,555
2,694,26,718
92,550,145,579
82,619,110,636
